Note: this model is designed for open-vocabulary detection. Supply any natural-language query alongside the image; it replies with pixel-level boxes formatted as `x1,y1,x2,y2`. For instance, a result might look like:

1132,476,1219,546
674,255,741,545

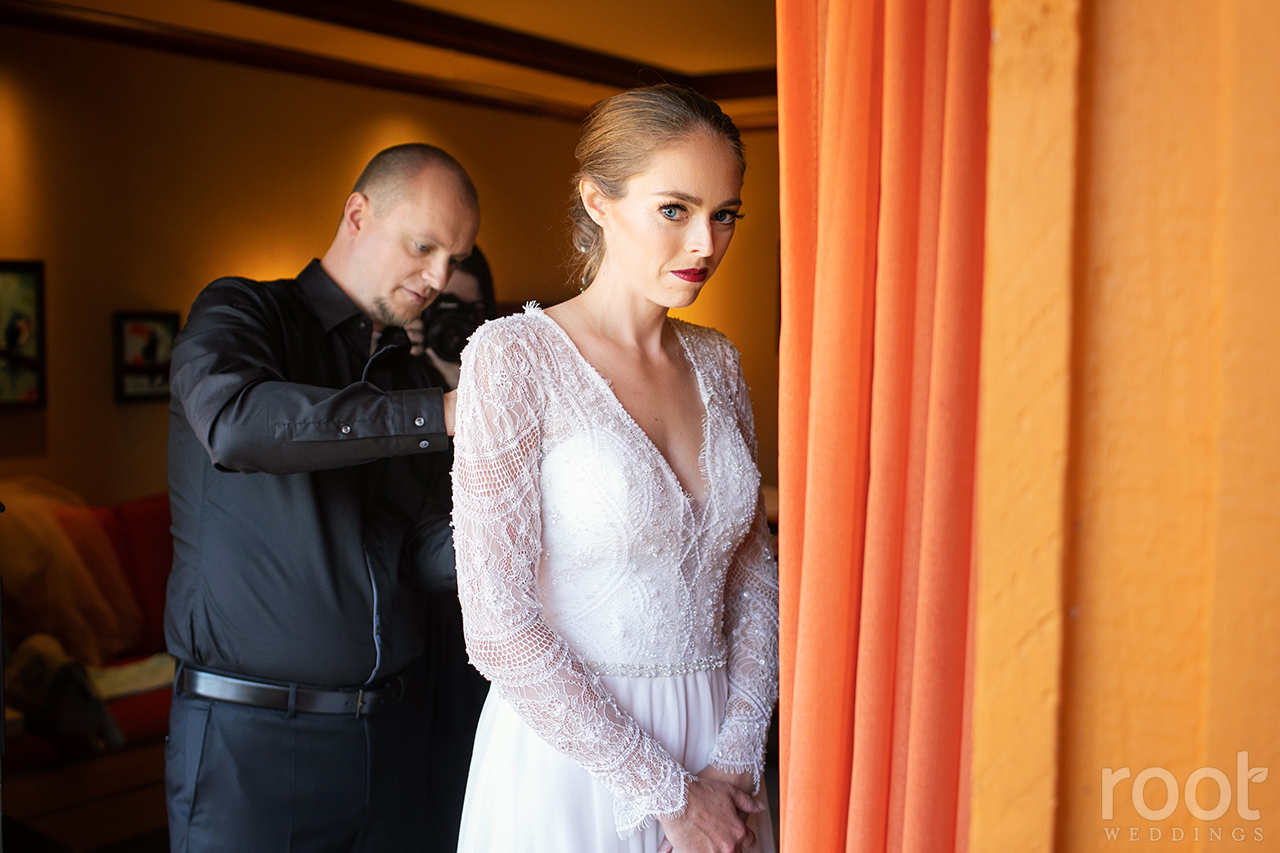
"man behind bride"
164,143,480,852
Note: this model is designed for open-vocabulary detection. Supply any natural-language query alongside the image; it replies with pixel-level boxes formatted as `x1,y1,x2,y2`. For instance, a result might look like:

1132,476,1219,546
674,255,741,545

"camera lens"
422,295,486,362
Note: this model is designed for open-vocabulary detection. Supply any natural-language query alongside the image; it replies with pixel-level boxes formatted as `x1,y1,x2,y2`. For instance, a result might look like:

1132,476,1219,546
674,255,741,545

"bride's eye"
659,204,685,220
712,210,744,224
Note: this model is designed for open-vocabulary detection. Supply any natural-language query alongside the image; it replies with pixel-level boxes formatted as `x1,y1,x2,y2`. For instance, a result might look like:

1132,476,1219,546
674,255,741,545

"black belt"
177,665,410,717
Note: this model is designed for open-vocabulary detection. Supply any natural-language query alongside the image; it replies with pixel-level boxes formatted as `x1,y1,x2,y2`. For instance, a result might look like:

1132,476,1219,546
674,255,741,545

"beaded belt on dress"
585,654,727,678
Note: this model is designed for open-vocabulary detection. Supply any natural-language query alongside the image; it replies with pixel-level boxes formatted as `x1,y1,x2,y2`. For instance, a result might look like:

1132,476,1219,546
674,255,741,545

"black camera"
421,294,487,363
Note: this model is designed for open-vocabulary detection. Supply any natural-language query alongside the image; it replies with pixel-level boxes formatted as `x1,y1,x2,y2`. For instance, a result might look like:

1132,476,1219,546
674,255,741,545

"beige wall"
0,25,780,504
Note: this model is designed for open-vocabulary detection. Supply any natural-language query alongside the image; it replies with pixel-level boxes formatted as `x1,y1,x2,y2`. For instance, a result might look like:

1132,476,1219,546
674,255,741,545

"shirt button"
419,439,430,449
414,416,425,427
341,425,351,434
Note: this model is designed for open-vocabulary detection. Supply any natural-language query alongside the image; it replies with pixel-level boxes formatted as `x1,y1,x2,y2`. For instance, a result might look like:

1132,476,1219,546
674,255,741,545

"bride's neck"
570,274,670,355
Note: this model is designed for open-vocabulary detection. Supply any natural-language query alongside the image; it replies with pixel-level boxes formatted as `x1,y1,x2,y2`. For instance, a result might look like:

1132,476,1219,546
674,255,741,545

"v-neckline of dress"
529,306,712,519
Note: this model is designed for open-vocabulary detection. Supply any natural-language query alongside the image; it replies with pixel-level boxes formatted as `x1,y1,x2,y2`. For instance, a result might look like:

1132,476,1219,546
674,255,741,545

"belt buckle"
354,688,366,717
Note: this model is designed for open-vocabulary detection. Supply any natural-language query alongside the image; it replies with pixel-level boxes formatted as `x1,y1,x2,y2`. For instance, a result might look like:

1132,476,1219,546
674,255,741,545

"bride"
451,84,779,853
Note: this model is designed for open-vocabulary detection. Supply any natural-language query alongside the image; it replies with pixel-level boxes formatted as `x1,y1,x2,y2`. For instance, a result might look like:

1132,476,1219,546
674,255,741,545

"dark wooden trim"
228,0,777,99
0,0,775,120
0,0,588,121
694,68,778,101
229,0,671,90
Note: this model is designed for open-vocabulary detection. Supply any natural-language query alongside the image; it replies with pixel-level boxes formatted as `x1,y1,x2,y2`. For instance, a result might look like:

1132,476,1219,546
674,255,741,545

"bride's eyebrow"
652,190,702,204
651,190,744,207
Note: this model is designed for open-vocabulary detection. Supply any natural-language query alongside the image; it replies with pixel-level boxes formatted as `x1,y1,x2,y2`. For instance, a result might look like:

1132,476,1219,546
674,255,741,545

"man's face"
351,168,479,330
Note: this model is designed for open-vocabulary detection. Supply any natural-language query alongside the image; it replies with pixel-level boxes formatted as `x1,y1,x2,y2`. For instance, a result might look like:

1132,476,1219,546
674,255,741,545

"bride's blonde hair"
568,84,745,289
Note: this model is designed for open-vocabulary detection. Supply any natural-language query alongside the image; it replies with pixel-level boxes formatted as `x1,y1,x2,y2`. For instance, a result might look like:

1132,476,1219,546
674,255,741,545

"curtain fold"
776,1,988,850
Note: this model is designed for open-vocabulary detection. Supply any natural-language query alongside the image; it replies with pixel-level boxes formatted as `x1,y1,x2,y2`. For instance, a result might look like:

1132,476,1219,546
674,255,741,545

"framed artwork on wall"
113,311,179,403
0,261,46,408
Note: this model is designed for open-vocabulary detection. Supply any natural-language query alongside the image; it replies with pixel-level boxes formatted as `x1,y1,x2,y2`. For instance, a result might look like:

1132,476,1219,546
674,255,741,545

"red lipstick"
671,268,708,283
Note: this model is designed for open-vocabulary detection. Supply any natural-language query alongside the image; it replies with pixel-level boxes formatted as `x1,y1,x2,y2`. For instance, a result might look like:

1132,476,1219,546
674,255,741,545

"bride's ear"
579,179,610,230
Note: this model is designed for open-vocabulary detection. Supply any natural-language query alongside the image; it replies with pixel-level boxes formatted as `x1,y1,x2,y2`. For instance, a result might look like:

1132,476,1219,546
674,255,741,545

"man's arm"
171,277,448,475
402,513,457,593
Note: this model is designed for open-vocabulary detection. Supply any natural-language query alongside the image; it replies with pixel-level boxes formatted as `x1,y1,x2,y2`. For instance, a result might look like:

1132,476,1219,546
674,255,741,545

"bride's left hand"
659,765,761,853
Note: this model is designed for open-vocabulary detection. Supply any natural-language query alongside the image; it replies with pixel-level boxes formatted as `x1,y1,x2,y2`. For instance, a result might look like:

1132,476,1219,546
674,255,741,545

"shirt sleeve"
707,342,781,791
451,320,692,837
402,512,457,593
170,277,447,475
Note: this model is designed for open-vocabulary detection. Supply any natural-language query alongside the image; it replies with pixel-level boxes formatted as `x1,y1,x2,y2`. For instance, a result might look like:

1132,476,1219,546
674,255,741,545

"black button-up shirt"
165,260,454,687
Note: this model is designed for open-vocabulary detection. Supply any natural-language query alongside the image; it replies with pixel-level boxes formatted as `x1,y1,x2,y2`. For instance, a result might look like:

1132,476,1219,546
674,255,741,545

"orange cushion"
0,489,127,665
50,505,143,656
108,494,173,655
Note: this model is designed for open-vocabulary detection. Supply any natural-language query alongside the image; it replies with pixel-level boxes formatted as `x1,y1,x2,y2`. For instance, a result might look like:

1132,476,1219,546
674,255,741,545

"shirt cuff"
393,387,447,451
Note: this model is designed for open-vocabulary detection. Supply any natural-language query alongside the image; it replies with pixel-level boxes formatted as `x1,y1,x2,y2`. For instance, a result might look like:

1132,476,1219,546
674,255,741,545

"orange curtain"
776,0,988,850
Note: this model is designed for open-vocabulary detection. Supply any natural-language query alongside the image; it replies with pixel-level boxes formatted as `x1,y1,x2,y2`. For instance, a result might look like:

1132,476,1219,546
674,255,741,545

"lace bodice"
452,306,779,836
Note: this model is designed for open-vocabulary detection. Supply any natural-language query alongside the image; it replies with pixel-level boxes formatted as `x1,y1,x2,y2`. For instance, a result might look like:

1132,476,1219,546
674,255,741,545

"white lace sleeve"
451,320,692,836
707,345,781,790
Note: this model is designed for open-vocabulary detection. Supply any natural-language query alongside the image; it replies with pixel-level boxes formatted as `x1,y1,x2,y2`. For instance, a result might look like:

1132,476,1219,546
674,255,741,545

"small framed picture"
0,260,46,408
113,311,179,403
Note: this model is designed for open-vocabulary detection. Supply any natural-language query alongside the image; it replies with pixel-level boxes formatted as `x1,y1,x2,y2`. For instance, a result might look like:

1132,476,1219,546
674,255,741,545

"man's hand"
405,317,426,358
426,349,463,391
657,774,763,853
443,389,457,436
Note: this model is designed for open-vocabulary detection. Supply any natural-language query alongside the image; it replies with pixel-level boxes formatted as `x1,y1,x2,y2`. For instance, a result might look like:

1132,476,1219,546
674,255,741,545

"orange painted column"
967,2,1080,851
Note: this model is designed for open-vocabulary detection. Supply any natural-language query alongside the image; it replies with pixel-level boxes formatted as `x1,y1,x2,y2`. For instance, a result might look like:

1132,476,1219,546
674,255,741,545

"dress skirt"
455,665,775,853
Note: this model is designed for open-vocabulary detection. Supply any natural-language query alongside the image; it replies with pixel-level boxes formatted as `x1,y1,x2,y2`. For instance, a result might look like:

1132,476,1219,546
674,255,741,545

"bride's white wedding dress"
451,306,779,853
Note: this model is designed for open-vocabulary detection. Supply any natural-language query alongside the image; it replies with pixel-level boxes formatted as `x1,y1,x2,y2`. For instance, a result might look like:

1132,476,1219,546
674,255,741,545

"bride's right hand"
657,775,763,853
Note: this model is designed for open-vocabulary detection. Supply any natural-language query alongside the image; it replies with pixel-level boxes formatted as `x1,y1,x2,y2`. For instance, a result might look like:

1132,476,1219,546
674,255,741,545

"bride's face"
586,133,744,309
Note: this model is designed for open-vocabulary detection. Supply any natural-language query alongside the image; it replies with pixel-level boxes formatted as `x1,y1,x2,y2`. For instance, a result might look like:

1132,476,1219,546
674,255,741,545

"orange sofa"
4,492,174,769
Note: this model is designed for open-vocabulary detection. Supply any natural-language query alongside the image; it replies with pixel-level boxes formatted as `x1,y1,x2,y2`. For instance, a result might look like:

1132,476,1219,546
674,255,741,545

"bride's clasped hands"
658,767,764,853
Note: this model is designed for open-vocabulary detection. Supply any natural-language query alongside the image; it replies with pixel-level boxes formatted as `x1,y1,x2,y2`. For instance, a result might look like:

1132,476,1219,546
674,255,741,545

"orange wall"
1057,0,1280,848
972,1,1280,850
0,25,780,503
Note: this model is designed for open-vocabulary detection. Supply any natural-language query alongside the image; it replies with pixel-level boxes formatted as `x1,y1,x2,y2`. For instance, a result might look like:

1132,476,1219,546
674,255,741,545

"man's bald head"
323,143,480,332
352,143,478,217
